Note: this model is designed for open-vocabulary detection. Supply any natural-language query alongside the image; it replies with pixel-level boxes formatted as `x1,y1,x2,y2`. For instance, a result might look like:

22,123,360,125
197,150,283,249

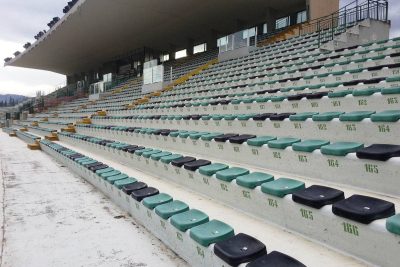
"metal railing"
300,0,389,46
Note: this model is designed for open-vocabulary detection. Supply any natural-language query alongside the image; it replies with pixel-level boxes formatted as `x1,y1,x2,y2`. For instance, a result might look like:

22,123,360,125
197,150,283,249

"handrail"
300,0,389,47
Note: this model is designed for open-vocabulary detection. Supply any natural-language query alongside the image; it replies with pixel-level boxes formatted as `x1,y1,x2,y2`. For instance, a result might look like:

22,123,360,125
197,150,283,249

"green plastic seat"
261,178,305,198
370,110,400,122
100,170,121,178
143,193,173,210
292,140,330,152
170,209,209,232
190,132,210,140
199,163,229,176
237,114,255,121
339,111,376,121
386,76,400,83
289,112,318,121
348,68,363,74
179,131,198,138
321,142,364,156
135,148,153,156
216,167,250,182
271,96,286,102
81,160,97,165
155,200,189,220
201,115,212,120
381,87,400,95
352,88,381,96
96,167,115,175
268,138,301,149
386,214,400,235
211,115,224,120
312,112,344,121
76,157,91,163
170,131,186,137
114,178,138,189
107,174,129,184
189,220,234,247
328,90,352,98
231,99,242,105
142,149,162,158
247,136,277,147
201,133,224,141
255,97,270,103
325,82,342,88
223,114,238,121
242,98,255,104
151,152,172,161
236,172,274,189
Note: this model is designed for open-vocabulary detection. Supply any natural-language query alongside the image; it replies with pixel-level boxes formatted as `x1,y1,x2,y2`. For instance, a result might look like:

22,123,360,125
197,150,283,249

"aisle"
0,133,187,267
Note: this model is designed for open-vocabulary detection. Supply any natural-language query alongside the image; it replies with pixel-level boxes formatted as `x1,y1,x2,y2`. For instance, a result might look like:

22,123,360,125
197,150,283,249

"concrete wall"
307,0,339,20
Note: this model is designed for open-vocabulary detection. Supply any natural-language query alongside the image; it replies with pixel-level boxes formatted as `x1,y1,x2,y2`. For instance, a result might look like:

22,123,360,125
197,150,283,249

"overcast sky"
0,0,399,97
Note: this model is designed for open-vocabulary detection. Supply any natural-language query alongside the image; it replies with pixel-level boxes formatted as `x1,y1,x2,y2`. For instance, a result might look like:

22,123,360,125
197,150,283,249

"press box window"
276,16,290,30
194,43,207,54
175,49,187,59
297,10,308,24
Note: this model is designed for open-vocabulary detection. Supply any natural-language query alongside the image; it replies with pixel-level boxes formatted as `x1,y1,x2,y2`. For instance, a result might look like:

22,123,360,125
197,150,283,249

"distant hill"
0,94,28,107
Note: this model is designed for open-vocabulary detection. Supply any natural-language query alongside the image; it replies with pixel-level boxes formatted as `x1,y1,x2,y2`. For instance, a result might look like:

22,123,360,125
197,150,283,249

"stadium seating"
39,139,306,267
55,130,400,267
9,30,400,267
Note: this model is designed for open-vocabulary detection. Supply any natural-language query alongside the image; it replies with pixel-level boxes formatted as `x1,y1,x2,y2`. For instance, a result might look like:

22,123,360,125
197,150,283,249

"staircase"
320,18,390,51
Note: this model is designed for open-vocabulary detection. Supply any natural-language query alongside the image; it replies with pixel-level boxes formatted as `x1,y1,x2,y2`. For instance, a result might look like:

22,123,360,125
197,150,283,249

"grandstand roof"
5,0,305,75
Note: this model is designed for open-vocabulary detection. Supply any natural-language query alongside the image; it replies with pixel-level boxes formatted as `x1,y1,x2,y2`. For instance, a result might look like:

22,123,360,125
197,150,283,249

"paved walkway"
0,133,187,267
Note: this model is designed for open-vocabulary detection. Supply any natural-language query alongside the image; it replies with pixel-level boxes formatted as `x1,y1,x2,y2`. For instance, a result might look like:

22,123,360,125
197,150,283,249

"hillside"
0,94,28,107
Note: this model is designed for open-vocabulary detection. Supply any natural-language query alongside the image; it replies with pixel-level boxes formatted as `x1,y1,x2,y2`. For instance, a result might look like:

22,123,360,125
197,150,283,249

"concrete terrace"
0,133,187,267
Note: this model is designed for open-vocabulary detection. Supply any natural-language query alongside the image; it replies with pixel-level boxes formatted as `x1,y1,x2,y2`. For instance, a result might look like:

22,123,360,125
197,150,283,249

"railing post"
331,14,334,41
356,0,359,21
367,0,370,19
385,0,388,21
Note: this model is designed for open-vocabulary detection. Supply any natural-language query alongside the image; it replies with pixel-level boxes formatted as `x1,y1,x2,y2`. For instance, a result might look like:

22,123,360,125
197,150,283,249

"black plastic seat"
253,113,276,121
356,144,400,161
306,91,328,99
183,159,211,171
270,113,296,121
131,187,159,202
122,182,147,195
122,145,138,152
160,129,176,136
69,153,84,159
287,94,307,101
86,162,103,169
219,100,231,105
152,129,163,135
292,185,345,209
229,135,257,144
246,251,306,267
214,134,239,142
214,233,267,266
332,195,395,224
90,164,109,172
266,89,280,94
190,115,202,120
171,156,196,167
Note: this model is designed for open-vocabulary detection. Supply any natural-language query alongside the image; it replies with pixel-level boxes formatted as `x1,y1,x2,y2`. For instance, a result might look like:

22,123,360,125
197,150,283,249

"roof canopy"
6,0,305,75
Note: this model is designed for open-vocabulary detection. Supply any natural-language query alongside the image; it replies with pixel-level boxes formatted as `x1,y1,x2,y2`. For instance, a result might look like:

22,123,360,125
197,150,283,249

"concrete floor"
0,133,188,267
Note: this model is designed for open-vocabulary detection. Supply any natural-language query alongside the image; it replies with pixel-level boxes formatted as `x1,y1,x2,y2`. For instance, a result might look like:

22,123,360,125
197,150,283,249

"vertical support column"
306,0,339,21
186,38,194,56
